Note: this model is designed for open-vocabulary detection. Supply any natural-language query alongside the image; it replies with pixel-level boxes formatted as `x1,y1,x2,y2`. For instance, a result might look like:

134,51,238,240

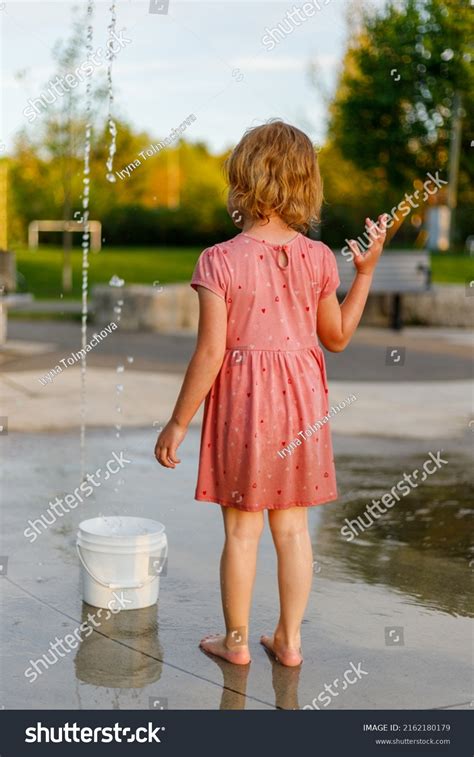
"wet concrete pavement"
3,320,473,380
1,319,472,710
1,427,472,710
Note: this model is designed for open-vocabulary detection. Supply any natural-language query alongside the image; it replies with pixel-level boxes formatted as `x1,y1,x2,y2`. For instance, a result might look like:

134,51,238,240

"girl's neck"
242,217,298,245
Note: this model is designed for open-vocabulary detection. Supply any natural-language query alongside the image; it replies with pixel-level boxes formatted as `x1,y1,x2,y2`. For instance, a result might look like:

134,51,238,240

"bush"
101,204,236,246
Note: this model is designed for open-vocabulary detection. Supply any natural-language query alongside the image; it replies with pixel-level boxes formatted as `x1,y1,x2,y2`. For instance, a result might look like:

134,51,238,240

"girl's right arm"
154,286,227,468
317,215,387,352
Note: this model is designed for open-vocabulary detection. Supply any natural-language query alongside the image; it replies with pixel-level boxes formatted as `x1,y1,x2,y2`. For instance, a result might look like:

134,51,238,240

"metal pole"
447,91,462,248
0,161,7,250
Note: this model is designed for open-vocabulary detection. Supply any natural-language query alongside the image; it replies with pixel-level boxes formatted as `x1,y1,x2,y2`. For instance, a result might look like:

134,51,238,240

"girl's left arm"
155,287,227,468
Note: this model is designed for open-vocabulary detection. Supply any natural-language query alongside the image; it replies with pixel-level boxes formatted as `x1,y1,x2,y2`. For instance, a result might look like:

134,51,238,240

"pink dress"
190,231,340,512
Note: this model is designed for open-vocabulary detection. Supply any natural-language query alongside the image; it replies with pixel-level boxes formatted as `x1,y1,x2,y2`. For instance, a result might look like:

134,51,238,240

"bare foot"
260,634,302,667
199,634,251,665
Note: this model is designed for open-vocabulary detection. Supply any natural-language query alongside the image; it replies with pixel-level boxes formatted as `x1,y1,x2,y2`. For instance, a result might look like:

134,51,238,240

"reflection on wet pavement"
263,647,302,710
199,645,302,710
199,651,249,710
313,452,473,619
75,603,163,688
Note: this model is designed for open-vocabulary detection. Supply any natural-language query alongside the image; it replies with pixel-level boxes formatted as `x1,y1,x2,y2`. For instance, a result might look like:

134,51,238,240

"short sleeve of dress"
190,246,228,300
319,243,340,299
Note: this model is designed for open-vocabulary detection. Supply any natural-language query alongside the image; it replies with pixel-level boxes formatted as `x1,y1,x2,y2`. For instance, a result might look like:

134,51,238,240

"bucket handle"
76,541,168,590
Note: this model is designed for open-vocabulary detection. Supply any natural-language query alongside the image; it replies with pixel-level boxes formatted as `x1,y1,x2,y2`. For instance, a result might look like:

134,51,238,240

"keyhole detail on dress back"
278,246,289,269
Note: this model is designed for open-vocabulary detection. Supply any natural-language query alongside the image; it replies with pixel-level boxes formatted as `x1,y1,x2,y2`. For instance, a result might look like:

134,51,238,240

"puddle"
311,453,473,618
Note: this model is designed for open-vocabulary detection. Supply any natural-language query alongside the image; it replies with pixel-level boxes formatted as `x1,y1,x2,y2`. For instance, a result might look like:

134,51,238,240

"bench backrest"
335,250,431,294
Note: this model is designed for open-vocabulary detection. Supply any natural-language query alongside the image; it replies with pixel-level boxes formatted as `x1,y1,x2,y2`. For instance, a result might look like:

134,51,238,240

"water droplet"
116,384,124,393
109,275,125,288
126,356,134,364
441,48,454,61
79,5,94,482
116,365,124,373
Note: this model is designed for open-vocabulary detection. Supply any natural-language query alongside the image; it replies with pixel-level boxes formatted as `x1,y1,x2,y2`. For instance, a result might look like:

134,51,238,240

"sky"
0,0,384,155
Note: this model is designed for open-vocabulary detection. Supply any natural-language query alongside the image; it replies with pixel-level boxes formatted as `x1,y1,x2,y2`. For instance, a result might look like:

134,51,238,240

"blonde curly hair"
225,120,323,233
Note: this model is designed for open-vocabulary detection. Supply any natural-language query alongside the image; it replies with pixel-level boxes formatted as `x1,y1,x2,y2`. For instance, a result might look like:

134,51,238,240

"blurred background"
1,0,473,305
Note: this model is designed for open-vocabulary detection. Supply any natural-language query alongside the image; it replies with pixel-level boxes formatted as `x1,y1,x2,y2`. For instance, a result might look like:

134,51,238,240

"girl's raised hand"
154,419,187,469
348,215,388,276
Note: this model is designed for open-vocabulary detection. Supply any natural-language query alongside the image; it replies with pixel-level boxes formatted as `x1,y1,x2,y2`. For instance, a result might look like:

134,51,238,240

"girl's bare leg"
261,507,313,666
200,506,264,664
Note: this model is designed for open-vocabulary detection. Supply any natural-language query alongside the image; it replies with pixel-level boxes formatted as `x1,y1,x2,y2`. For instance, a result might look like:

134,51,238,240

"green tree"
10,7,110,285
8,7,231,252
326,0,474,240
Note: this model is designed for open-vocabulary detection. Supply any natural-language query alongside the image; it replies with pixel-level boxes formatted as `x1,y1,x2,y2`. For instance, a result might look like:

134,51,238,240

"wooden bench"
335,250,431,330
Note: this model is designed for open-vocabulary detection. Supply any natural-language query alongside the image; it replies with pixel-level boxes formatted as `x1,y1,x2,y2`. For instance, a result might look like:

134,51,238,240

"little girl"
155,120,387,667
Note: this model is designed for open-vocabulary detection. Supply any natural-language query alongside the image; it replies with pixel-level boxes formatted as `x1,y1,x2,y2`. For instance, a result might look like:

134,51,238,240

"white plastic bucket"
76,516,168,610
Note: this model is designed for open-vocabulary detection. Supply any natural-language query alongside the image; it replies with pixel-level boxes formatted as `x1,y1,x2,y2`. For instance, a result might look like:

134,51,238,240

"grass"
429,254,474,285
11,245,474,300
13,246,202,300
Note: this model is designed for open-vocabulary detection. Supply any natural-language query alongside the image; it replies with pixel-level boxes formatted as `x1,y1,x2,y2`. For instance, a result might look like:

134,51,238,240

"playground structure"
28,220,102,252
